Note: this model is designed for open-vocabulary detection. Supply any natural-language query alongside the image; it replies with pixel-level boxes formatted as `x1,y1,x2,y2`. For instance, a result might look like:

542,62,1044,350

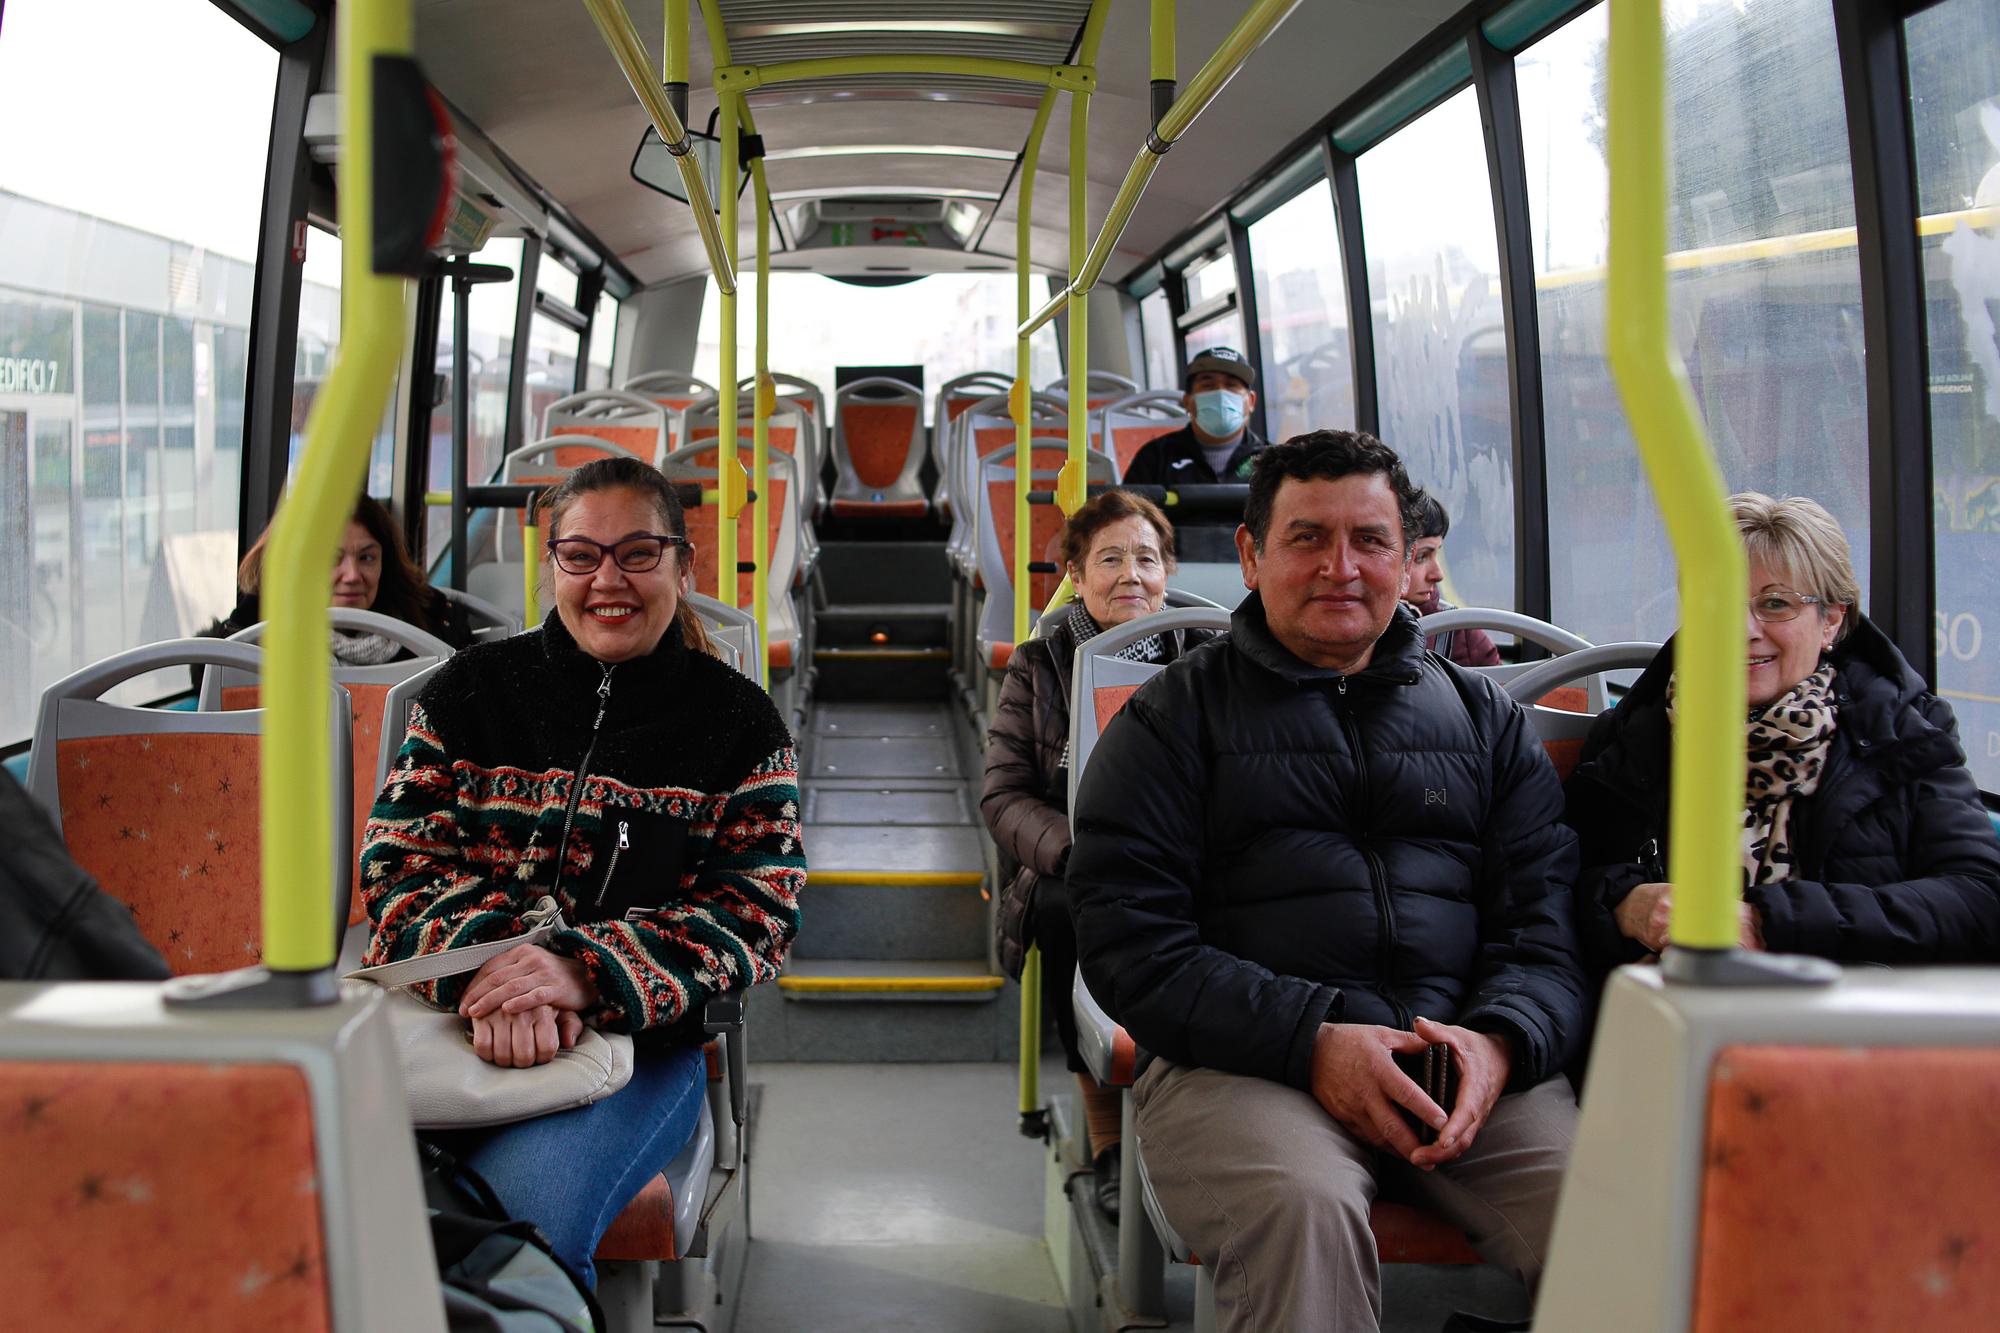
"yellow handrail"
752,157,773,686
1010,91,1058,648
261,0,412,972
1020,0,1304,338
577,0,735,294
713,54,1094,93
715,88,742,608
522,505,542,630
1606,0,1743,951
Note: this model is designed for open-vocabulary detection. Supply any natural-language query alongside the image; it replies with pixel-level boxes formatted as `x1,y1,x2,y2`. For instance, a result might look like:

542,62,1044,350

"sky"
0,0,278,263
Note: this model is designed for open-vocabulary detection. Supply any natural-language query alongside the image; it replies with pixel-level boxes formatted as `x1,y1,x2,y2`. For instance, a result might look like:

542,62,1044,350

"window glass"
1519,0,1871,646
694,274,1060,422
1358,87,1512,611
1184,252,1237,309
1907,0,2000,790
292,227,402,497
1250,182,1354,441
1138,287,1176,390
587,292,621,390
0,0,276,742
425,237,523,567
537,257,580,309
526,312,581,434
1184,314,1246,361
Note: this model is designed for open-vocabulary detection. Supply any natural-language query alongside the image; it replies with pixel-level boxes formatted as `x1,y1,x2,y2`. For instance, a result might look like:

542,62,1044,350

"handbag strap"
347,897,565,989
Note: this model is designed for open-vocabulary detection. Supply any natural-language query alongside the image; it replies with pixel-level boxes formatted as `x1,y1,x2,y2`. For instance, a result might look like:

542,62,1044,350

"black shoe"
1092,1145,1121,1224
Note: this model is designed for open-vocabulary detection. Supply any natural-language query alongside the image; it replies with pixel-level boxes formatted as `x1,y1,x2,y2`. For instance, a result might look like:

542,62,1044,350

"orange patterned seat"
0,1060,331,1331
831,378,927,518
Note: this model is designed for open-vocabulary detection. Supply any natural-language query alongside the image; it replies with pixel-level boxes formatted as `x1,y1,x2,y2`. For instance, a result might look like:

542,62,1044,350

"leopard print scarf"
1667,664,1839,888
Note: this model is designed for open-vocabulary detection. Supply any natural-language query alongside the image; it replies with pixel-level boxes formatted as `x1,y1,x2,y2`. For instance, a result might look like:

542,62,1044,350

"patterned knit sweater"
359,613,804,1047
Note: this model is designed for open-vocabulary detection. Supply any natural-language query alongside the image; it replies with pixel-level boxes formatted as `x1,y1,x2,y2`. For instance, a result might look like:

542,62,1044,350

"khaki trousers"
1133,1058,1577,1333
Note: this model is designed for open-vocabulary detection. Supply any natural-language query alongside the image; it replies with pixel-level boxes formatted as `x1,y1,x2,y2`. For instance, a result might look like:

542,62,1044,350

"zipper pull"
592,663,615,730
617,820,630,850
1336,677,1349,696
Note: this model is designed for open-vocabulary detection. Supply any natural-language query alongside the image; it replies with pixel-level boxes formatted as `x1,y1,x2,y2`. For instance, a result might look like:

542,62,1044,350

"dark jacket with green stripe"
1067,594,1587,1092
360,613,804,1049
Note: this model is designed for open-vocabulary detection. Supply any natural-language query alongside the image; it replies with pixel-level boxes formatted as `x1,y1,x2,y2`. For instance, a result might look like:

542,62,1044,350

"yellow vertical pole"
1012,91,1058,647
752,161,772,687
1059,86,1090,518
664,0,688,84
1151,0,1175,82
522,504,542,629
1606,0,1743,950
259,0,411,973
716,90,741,609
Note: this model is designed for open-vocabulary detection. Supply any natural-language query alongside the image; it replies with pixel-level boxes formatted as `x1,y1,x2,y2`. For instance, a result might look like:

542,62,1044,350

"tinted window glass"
1250,181,1354,441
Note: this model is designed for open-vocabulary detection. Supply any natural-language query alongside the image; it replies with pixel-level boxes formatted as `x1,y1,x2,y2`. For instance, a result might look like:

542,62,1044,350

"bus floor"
731,1056,1531,1333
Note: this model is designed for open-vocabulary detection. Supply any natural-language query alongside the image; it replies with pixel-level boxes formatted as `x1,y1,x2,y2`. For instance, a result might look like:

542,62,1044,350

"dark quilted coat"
1564,613,2000,972
1067,594,1587,1093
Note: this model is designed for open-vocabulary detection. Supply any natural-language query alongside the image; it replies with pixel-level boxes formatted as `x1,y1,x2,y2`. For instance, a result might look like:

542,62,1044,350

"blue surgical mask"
1192,389,1247,438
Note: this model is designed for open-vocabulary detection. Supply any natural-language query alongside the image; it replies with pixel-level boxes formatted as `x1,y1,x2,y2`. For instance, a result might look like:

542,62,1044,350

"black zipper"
550,662,616,899
1336,676,1410,1030
594,820,629,909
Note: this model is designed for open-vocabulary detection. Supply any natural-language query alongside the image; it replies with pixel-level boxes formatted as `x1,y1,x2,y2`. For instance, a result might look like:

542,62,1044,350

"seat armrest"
703,995,747,1128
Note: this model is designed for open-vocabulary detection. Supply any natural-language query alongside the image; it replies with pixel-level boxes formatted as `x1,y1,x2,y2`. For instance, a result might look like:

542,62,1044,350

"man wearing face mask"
1121,348,1266,488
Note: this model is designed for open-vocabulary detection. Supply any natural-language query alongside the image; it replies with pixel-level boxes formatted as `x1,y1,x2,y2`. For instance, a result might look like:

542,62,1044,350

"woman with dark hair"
204,494,477,660
360,456,804,1288
981,489,1221,1221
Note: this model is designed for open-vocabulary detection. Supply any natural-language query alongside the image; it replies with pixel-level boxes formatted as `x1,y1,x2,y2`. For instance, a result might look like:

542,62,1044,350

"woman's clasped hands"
459,943,602,1068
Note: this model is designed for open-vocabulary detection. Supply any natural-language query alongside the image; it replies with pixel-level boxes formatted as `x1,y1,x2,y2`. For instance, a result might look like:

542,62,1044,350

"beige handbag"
347,897,636,1130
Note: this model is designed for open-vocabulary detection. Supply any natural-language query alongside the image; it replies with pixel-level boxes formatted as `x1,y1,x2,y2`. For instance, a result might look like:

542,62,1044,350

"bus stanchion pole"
752,160,772,688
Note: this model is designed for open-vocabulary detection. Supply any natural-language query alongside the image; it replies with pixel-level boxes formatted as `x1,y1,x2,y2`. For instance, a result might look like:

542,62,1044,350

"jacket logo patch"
1170,457,1196,469
1425,788,1447,806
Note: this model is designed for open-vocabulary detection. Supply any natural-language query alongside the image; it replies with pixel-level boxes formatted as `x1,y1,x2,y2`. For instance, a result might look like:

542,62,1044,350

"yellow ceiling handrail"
1020,0,1304,338
578,0,736,295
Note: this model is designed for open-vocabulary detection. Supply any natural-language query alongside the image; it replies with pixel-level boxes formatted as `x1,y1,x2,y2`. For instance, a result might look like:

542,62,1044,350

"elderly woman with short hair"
1566,492,2000,972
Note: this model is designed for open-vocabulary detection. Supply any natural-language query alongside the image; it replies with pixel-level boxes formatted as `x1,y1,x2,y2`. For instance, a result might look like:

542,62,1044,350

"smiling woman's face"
1071,515,1169,629
550,487,686,663
1746,557,1844,709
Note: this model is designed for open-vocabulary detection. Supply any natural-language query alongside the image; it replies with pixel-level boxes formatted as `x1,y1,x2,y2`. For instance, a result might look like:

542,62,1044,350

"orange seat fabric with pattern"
0,1060,331,1331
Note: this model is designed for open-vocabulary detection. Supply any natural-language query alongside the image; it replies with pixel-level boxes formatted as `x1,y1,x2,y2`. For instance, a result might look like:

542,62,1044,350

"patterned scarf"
1668,664,1839,888
331,629,403,666
1065,601,1167,665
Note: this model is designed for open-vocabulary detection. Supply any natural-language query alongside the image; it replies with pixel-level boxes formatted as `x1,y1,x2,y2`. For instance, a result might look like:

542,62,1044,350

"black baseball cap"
1184,347,1256,390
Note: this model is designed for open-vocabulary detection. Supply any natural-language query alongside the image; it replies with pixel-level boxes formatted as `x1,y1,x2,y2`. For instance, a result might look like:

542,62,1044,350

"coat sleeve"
1458,691,1590,1087
550,744,806,1033
359,699,542,1008
980,649,1073,879
1562,709,1659,975
1454,627,1504,669
1749,700,2000,962
1120,441,1165,487
1068,686,1340,1092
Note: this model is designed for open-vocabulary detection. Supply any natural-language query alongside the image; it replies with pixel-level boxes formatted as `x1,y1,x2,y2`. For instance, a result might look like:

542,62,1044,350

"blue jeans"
428,1042,707,1289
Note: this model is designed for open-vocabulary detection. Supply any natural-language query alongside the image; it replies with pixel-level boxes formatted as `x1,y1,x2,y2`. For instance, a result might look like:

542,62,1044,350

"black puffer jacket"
1067,595,1586,1093
1565,614,2000,971
981,612,1220,978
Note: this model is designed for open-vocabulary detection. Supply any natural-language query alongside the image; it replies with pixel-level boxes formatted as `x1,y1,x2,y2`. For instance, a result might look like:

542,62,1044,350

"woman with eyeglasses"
360,455,805,1290
1565,493,2000,975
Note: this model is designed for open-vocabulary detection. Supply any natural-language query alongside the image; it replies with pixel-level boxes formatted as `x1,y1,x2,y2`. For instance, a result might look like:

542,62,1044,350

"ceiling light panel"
761,143,1019,162
717,1,1093,69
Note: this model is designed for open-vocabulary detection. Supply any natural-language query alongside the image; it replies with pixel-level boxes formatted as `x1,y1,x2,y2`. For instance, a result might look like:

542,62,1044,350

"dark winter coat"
980,613,1220,979
1564,614,2000,972
1120,423,1267,487
1067,595,1587,1093
0,769,169,981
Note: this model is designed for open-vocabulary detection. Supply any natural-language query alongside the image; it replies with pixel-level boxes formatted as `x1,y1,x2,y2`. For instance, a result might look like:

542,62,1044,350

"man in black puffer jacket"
1069,432,1586,1333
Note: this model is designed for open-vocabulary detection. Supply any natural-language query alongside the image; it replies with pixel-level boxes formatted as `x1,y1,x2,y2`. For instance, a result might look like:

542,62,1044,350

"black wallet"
1393,1042,1460,1145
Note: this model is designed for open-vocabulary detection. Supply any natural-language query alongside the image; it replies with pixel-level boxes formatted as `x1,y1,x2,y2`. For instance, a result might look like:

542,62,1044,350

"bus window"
693,273,1060,423
586,292,622,390
1359,86,1512,612
1522,0,1872,648
1138,287,1176,391
1908,0,2000,791
0,0,277,744
426,236,522,564
526,311,582,429
292,227,401,498
1250,180,1355,441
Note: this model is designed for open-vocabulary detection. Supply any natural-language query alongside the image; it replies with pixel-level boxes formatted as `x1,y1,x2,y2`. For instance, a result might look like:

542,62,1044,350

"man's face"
1182,370,1256,421
1236,473,1410,672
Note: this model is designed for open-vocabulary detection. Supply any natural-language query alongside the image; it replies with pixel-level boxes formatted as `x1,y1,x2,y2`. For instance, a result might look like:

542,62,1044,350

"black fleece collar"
537,609,690,726
1230,592,1425,687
